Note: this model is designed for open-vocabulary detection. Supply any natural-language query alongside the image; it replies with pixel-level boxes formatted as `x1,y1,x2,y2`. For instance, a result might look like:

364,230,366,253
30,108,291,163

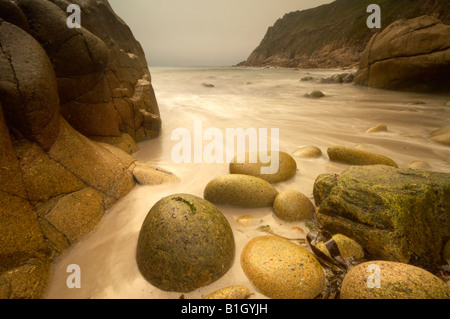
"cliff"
0,0,176,299
239,0,450,69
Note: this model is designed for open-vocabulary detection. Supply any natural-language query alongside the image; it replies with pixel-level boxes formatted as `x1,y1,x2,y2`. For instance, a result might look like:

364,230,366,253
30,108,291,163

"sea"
44,66,450,299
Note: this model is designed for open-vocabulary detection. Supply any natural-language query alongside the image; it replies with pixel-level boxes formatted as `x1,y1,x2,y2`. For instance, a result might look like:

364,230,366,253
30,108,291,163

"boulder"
341,261,450,299
229,151,297,183
136,194,235,292
314,165,450,265
355,16,450,92
131,161,180,185
204,174,279,208
241,236,325,299
327,145,398,167
272,190,315,222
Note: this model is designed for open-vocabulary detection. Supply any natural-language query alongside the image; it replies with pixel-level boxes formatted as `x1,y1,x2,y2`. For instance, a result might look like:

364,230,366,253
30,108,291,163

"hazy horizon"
108,0,334,67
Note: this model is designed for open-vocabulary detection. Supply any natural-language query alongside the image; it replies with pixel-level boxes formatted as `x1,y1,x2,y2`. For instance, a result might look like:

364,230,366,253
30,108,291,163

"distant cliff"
239,0,450,69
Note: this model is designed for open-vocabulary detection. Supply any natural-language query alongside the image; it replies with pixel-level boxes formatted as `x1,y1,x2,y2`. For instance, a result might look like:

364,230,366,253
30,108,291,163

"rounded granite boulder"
272,190,315,222
292,146,322,159
229,151,297,184
136,194,235,293
327,145,398,167
204,174,279,208
341,260,450,299
241,236,325,299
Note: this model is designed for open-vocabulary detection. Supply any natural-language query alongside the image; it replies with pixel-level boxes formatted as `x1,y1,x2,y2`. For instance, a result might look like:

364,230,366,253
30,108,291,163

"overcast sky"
108,0,334,67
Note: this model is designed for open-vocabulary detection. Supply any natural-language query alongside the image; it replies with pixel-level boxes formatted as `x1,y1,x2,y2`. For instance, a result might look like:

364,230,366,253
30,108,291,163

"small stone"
202,83,215,88
292,146,322,159
300,76,315,81
236,215,261,227
203,286,252,299
132,161,180,185
429,125,450,146
204,174,279,208
366,124,388,133
241,236,325,299
136,194,235,293
446,101,450,107
304,90,325,98
272,190,315,222
315,234,365,260
327,145,398,167
408,160,431,170
341,261,450,299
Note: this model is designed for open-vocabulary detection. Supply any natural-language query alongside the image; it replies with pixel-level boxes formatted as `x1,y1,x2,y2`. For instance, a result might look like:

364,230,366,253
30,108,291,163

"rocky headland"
0,0,177,298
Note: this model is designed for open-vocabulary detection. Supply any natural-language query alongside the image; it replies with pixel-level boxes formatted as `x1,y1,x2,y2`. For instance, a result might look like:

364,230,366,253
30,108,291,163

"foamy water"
44,67,450,299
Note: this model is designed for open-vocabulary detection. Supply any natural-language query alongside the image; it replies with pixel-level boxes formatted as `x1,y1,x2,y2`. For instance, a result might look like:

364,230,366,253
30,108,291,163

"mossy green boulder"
327,145,398,167
204,174,279,208
136,194,235,293
313,165,450,266
229,151,297,184
341,261,450,299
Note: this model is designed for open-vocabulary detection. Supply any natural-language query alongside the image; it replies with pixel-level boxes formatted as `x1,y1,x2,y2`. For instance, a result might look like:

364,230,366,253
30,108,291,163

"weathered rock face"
313,165,450,267
355,15,450,92
0,0,171,299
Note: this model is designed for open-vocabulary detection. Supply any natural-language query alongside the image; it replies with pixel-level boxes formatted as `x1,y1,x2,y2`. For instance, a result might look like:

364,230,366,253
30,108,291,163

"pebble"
240,236,325,299
203,286,252,299
408,160,431,170
366,123,388,133
292,146,322,159
304,90,325,98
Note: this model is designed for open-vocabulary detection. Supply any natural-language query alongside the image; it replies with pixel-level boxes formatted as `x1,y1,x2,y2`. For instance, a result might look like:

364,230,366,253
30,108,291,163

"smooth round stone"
341,261,450,299
429,125,450,146
444,240,450,265
408,160,431,170
292,146,322,159
229,151,297,184
204,174,279,208
304,90,325,98
203,285,252,299
315,234,365,260
445,101,450,107
366,123,388,133
272,190,315,222
327,145,398,167
136,194,235,293
241,236,325,299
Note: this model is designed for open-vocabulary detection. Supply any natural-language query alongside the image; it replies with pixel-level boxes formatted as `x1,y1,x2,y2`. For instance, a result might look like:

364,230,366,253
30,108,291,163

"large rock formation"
238,0,450,69
0,0,172,299
355,15,450,92
313,165,450,268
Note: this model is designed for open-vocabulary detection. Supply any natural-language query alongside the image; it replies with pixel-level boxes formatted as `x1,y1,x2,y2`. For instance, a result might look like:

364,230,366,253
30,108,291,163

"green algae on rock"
313,165,450,265
272,190,315,222
340,261,450,299
229,151,297,184
136,194,235,293
204,174,279,208
241,236,325,299
327,145,398,167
